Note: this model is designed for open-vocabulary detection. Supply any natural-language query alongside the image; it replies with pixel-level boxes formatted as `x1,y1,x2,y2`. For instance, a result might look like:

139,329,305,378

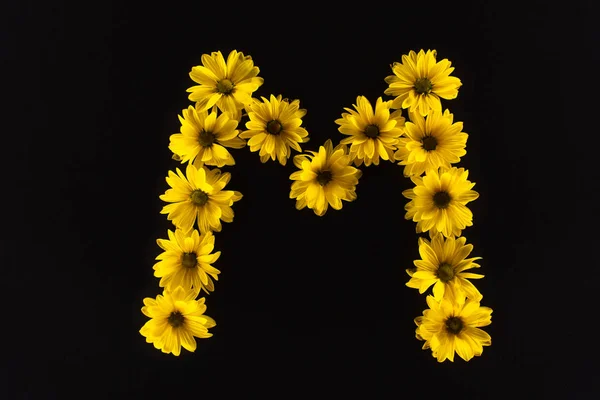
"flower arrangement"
139,49,492,362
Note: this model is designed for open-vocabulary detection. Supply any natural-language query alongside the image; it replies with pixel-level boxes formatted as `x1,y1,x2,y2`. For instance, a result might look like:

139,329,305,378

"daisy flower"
289,139,362,216
140,286,216,356
384,49,461,117
239,94,309,165
169,106,245,168
406,234,483,303
187,50,264,116
334,96,405,166
403,167,478,238
153,229,221,295
394,109,467,176
160,164,243,234
414,295,492,362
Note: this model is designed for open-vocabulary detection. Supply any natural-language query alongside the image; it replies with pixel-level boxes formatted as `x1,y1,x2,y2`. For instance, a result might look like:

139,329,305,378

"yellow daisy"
289,139,362,216
403,167,478,238
414,295,492,362
140,286,216,356
153,229,221,295
169,106,245,168
406,234,483,303
187,50,264,116
334,96,405,167
394,109,467,176
160,163,243,234
384,49,461,117
239,94,309,165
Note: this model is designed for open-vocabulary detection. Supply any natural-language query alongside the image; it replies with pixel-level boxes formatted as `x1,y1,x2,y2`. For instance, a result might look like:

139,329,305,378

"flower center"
414,77,433,95
216,79,234,94
421,135,437,151
182,252,197,269
364,124,380,138
433,191,451,209
445,316,463,335
266,120,283,135
316,170,333,186
190,189,209,206
437,263,455,282
168,311,185,328
198,130,216,147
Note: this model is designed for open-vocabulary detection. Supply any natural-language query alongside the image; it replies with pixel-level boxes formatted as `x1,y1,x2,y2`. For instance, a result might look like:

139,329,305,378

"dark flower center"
421,135,438,151
316,171,333,186
198,130,216,147
437,263,455,282
216,79,234,94
414,77,433,95
168,311,185,328
182,252,197,269
190,189,209,206
364,124,380,138
266,120,283,135
445,316,463,335
433,191,451,209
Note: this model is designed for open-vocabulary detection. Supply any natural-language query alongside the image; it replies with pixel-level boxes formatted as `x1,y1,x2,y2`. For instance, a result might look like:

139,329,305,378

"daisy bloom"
289,139,362,216
394,109,467,176
140,286,216,356
187,50,264,116
169,106,245,168
414,295,492,362
403,167,478,238
406,234,483,304
334,96,405,167
239,95,309,165
160,163,243,234
153,229,221,295
384,49,461,117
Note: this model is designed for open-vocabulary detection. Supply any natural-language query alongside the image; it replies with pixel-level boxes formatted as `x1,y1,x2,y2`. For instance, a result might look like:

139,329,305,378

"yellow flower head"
160,164,243,234
406,234,483,303
169,106,245,168
334,96,405,167
289,139,362,216
240,94,310,165
394,109,467,177
414,295,492,362
384,49,461,117
154,229,221,295
187,50,264,116
403,167,478,238
140,286,216,356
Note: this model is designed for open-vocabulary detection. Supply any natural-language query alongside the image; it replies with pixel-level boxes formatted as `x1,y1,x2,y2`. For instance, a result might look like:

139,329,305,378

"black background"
3,0,598,398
